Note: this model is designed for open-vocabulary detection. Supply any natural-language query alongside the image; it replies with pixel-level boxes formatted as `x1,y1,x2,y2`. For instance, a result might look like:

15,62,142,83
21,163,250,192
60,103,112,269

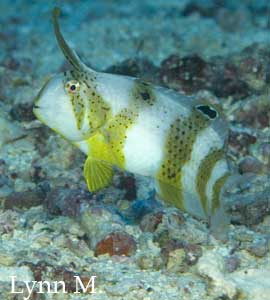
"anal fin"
157,180,185,211
84,156,113,192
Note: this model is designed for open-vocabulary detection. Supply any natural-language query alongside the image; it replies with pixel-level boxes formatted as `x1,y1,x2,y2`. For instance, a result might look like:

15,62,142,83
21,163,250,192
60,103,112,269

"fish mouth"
32,104,46,126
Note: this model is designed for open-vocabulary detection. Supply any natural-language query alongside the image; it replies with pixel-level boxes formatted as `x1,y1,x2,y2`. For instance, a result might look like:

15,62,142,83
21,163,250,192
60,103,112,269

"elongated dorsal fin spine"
52,7,87,71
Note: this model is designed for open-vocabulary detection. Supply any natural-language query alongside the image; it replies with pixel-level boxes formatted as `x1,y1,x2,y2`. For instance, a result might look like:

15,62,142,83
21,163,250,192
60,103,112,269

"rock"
260,143,270,163
159,53,251,99
9,103,36,122
234,229,255,242
135,234,163,270
14,178,36,193
197,251,237,299
104,278,139,296
0,250,16,266
238,156,264,174
235,101,270,129
136,252,163,270
228,131,257,157
216,7,252,32
0,185,13,198
53,267,94,293
224,255,241,273
25,262,94,293
45,187,90,217
248,239,268,257
122,194,163,222
161,240,184,264
182,1,217,18
0,210,20,234
117,174,137,201
105,57,159,82
4,189,45,209
211,62,251,99
0,160,13,198
140,211,164,232
151,210,199,248
30,165,48,184
0,266,33,282
0,103,26,149
160,54,214,94
153,229,171,249
80,206,124,249
95,231,137,256
198,250,270,300
231,269,270,300
228,187,270,226
166,248,186,272
184,243,203,266
3,56,20,70
234,44,270,93
161,240,202,272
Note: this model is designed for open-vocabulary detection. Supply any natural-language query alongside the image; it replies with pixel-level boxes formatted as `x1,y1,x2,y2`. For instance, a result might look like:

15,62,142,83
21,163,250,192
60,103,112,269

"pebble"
160,54,213,94
248,239,268,257
234,230,255,242
159,53,251,99
224,255,241,273
34,235,52,247
0,104,25,149
0,210,20,235
9,103,36,122
117,174,137,201
231,268,270,300
14,178,36,193
123,197,162,222
238,156,264,174
0,251,16,266
95,231,137,256
184,243,203,266
105,57,159,82
161,240,202,272
140,211,164,232
166,248,186,272
4,189,45,209
197,251,237,299
104,278,139,296
228,131,257,156
0,266,33,282
260,143,270,163
80,207,124,249
45,187,90,217
136,251,163,270
228,186,270,226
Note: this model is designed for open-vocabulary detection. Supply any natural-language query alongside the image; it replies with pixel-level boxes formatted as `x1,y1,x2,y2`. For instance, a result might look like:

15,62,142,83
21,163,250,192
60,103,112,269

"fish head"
33,70,93,141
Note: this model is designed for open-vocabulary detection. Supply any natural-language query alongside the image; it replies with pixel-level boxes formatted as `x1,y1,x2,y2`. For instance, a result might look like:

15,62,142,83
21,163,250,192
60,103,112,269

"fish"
33,7,231,237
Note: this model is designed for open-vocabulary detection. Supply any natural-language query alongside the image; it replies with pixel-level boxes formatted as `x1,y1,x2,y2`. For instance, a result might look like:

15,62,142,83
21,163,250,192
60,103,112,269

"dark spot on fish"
196,105,217,119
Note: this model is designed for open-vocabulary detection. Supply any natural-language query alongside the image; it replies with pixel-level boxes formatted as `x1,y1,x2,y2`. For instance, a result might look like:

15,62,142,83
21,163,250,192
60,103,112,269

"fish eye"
65,80,80,93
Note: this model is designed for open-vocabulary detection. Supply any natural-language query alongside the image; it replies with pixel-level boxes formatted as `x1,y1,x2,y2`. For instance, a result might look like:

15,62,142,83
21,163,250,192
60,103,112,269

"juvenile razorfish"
34,8,231,237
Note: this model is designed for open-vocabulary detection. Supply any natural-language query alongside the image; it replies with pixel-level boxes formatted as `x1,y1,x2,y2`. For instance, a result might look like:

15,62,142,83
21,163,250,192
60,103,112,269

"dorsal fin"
52,7,89,71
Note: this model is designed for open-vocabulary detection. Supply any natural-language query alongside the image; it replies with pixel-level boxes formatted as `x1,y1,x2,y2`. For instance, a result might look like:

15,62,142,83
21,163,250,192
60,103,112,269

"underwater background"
0,0,270,299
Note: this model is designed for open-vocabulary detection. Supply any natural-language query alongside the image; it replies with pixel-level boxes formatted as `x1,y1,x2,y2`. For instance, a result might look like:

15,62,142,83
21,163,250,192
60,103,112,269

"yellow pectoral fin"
83,156,113,192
